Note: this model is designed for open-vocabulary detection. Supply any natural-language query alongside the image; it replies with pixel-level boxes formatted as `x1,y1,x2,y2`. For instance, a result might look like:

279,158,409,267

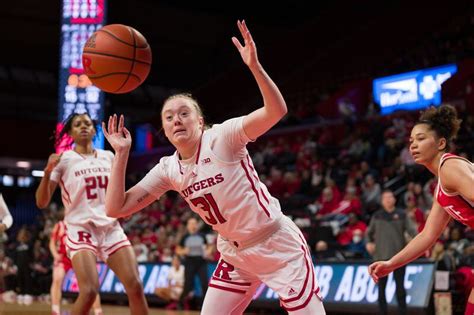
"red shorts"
54,254,72,273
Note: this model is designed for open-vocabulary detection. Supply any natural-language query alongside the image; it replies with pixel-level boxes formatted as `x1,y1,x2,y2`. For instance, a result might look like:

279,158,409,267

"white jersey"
138,116,283,242
50,149,116,227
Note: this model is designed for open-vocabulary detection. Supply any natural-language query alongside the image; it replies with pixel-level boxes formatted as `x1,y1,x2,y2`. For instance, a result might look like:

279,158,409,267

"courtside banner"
63,261,434,308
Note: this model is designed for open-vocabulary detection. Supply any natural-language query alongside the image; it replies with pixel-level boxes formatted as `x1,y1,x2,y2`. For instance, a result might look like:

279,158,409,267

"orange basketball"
82,24,152,94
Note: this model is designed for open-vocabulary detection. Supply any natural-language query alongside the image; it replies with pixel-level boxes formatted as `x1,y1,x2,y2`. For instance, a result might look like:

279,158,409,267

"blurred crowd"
1,6,473,308
1,105,472,304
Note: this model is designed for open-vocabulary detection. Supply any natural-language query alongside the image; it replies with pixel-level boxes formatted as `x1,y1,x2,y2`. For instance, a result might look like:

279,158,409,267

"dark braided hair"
415,104,462,152
55,112,97,149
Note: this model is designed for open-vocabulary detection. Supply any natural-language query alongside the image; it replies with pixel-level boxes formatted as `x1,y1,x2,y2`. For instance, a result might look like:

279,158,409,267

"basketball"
82,24,152,94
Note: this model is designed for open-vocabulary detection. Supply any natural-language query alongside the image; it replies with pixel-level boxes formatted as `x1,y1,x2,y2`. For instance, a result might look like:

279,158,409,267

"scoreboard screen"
373,64,457,115
57,0,107,152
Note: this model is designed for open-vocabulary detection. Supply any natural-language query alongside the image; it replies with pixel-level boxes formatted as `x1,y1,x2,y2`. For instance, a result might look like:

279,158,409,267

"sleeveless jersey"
436,153,474,228
50,149,116,227
138,117,283,242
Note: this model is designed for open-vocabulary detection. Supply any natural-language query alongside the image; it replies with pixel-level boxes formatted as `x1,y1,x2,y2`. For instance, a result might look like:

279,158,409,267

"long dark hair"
55,112,97,149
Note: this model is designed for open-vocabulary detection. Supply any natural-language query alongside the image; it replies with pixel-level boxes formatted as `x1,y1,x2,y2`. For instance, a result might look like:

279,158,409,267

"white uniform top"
138,117,283,242
168,264,185,287
50,149,116,227
0,193,13,229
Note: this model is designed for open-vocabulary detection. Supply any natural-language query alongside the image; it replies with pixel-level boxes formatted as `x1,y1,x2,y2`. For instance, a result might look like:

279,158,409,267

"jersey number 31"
190,193,227,225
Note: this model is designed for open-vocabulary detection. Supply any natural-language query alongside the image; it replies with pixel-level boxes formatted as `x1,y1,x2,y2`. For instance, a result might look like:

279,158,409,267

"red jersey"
51,221,67,255
436,153,474,228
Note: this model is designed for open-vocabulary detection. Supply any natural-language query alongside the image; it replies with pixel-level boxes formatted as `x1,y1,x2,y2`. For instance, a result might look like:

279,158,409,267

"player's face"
161,98,203,146
409,123,445,165
69,115,96,144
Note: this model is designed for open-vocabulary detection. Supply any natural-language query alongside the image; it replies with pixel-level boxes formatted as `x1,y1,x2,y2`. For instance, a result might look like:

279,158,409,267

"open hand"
102,114,132,153
232,20,259,69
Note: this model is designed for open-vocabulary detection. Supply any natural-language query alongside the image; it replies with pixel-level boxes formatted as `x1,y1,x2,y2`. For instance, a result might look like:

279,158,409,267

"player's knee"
80,284,100,301
124,276,144,297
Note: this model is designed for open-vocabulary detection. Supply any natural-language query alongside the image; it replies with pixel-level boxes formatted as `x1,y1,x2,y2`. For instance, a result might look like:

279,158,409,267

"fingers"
118,114,124,132
123,127,131,139
107,116,113,134
232,37,243,51
112,114,117,134
237,20,251,42
368,263,379,283
241,20,252,42
237,20,244,36
102,122,109,138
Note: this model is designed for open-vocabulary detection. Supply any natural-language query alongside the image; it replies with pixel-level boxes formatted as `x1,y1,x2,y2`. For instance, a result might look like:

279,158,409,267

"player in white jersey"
102,20,325,314
35,113,149,315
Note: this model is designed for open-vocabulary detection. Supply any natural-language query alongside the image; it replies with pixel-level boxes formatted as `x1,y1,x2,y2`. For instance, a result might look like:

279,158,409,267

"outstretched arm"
232,20,287,140
368,201,450,282
103,115,156,218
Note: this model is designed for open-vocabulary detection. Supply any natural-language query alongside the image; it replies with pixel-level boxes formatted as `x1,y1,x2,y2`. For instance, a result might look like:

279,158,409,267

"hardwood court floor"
0,302,201,315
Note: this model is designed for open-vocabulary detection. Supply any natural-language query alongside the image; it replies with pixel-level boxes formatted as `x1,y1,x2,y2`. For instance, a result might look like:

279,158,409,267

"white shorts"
65,221,131,262
211,216,322,312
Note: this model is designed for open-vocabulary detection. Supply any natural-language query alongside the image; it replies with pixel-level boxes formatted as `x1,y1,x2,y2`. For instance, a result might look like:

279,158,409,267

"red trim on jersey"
240,160,270,217
280,245,310,303
59,178,72,205
67,236,97,249
282,291,317,312
208,283,246,294
107,244,132,258
105,239,130,252
211,276,252,286
280,232,321,311
66,243,97,254
246,155,270,204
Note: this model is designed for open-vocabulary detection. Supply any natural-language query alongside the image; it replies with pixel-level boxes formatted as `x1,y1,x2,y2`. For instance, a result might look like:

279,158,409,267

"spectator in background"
365,190,417,315
405,198,426,233
175,217,211,310
13,227,34,305
430,241,456,272
132,235,149,263
337,213,368,259
155,254,185,310
0,248,17,299
361,174,381,215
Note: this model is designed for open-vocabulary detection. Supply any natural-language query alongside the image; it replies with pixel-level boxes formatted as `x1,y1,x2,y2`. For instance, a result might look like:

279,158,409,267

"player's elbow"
276,103,288,118
105,206,120,218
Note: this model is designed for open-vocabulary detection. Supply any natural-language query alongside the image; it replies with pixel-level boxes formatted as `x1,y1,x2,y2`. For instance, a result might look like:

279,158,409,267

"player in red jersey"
369,105,474,315
50,215,102,315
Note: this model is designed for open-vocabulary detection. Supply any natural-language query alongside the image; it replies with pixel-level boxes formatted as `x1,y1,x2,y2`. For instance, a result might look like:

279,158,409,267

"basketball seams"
82,51,151,65
87,72,141,82
83,24,151,93
114,26,137,93
97,29,149,49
